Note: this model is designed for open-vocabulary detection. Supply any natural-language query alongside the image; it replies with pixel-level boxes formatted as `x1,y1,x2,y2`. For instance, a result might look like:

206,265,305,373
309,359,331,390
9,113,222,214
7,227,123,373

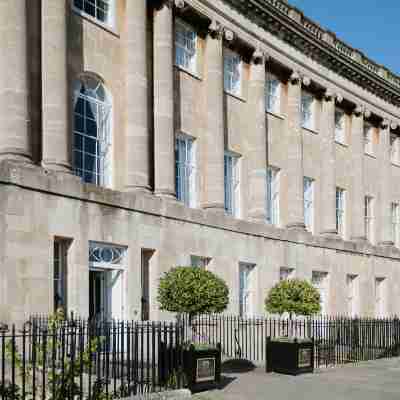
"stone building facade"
1,0,400,324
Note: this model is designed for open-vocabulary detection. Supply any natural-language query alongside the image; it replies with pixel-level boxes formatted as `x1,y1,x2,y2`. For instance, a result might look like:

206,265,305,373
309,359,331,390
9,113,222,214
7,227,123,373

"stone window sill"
175,65,202,81
224,90,246,103
71,7,120,38
267,111,285,121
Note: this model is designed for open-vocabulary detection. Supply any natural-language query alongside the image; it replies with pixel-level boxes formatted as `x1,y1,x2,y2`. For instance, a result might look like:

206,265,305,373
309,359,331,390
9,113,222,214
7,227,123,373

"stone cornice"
221,0,400,108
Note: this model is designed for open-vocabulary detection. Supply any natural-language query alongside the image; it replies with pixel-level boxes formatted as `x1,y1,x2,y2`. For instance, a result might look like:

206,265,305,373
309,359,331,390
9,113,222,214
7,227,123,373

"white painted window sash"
301,91,315,130
224,152,240,217
304,177,314,232
224,49,242,96
266,74,281,114
175,19,197,74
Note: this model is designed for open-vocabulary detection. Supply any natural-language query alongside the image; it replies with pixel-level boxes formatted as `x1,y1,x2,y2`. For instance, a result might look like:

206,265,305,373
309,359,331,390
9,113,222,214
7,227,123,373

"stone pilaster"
125,0,151,192
286,72,306,230
41,0,71,172
378,119,394,246
202,21,225,212
319,90,338,236
153,1,176,198
0,0,32,163
350,106,366,242
247,50,267,221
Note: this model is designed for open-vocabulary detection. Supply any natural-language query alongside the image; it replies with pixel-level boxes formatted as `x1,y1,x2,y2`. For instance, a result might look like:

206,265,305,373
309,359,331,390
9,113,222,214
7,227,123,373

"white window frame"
304,177,314,233
279,267,295,281
239,263,256,317
336,188,346,238
391,202,400,247
72,0,115,29
266,74,281,114
266,167,280,226
73,77,113,188
346,274,359,317
335,108,346,143
224,152,241,217
175,19,197,74
365,196,374,242
224,49,242,97
375,277,387,318
175,134,196,208
301,91,315,130
363,123,374,155
390,134,400,165
312,271,329,315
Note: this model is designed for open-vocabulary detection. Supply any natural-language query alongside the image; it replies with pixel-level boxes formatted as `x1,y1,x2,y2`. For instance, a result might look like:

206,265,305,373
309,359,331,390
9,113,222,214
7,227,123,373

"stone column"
247,50,267,221
202,21,225,212
350,106,366,241
319,90,338,236
378,119,394,246
153,1,176,198
0,0,32,163
41,0,71,172
285,72,306,230
125,0,151,192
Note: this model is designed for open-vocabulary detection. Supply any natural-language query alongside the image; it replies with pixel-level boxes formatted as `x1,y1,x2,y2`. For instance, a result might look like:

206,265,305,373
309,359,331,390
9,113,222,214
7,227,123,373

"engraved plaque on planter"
298,348,312,368
196,357,216,383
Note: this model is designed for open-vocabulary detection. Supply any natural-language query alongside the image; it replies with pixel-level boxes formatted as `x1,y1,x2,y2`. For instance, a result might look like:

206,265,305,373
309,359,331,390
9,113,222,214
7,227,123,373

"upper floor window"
335,108,346,143
224,152,240,217
266,74,281,114
391,202,400,247
304,177,314,233
175,19,197,74
73,0,115,28
175,135,196,207
336,188,346,238
266,167,280,226
363,123,374,155
73,76,112,187
390,133,400,164
365,195,374,242
301,91,315,130
224,49,242,97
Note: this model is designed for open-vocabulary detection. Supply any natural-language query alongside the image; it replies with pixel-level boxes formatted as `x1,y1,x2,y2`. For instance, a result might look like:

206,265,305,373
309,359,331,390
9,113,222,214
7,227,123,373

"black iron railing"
0,318,185,400
180,314,400,367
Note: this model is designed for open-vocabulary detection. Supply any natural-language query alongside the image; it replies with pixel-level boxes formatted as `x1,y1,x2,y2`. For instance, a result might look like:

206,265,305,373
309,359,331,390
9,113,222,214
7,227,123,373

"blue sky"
287,0,400,74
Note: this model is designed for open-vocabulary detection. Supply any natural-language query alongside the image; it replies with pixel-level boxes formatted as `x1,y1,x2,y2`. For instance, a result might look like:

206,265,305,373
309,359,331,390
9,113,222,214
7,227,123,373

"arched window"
73,0,115,28
73,76,112,187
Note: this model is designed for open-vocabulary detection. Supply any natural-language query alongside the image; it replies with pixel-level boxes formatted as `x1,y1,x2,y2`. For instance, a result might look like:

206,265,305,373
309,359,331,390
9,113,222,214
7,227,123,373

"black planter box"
159,343,221,392
266,337,314,375
184,344,221,392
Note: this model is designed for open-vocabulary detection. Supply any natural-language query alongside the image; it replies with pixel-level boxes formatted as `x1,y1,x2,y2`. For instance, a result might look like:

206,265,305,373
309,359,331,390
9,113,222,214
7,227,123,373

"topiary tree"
265,278,321,317
157,266,229,325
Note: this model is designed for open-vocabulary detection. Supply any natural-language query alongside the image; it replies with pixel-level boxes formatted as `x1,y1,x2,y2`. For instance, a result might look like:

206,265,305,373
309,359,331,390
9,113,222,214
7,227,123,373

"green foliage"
265,278,321,316
157,267,229,318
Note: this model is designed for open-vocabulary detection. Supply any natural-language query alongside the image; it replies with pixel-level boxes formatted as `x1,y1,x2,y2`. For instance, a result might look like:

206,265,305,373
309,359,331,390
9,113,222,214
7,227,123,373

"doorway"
89,270,108,321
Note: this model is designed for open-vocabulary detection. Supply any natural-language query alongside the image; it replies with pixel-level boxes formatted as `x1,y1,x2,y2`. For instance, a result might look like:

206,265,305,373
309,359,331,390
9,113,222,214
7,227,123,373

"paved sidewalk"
194,358,400,400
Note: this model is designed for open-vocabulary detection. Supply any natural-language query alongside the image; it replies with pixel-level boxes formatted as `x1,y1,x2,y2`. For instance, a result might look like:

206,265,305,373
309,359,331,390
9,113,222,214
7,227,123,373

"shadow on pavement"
221,359,257,373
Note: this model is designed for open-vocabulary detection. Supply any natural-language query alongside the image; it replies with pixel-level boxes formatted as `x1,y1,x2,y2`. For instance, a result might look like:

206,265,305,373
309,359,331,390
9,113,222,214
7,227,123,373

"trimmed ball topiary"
265,278,321,316
157,266,229,321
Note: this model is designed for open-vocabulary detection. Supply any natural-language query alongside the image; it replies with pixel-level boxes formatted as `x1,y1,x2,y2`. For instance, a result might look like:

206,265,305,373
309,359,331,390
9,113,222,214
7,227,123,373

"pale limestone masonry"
1,0,400,325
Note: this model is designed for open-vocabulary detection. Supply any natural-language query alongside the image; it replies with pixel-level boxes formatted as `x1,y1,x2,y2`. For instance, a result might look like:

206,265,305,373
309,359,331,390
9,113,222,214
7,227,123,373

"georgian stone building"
1,0,400,325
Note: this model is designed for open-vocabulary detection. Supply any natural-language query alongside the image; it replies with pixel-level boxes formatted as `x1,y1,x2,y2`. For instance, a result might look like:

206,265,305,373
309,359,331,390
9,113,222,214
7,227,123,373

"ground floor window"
54,239,70,313
279,267,295,281
239,263,256,317
190,255,210,269
346,274,359,317
312,271,329,315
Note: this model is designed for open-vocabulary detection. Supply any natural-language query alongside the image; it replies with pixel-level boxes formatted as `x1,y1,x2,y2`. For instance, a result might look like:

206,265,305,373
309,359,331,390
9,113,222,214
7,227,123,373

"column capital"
289,71,301,85
352,105,364,117
335,93,344,104
364,109,372,119
381,119,390,130
223,27,235,42
302,75,311,87
208,19,223,39
251,48,266,65
323,89,334,102
391,121,399,130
